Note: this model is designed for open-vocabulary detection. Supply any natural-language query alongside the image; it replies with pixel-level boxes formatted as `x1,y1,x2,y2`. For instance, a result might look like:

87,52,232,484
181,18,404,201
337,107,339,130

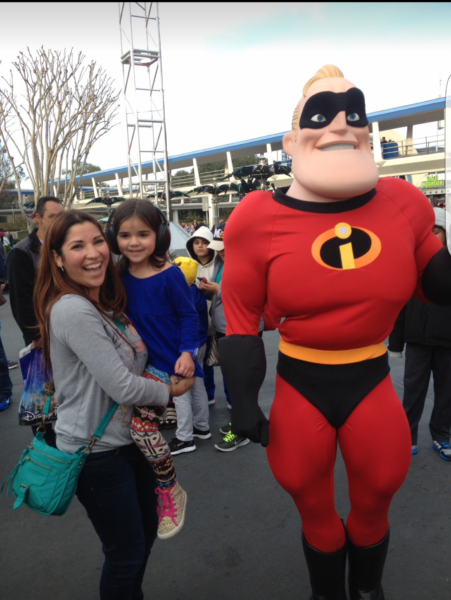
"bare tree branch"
0,47,119,214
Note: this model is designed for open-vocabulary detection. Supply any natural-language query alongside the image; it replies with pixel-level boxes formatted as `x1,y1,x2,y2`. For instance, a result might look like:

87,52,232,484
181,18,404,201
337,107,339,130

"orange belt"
279,339,387,365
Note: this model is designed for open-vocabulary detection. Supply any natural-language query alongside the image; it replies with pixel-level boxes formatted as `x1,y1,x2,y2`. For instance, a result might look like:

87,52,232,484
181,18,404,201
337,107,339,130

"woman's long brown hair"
34,210,127,376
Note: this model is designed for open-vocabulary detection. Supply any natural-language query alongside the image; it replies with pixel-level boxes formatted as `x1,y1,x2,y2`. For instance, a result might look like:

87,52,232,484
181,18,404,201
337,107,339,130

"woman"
34,210,193,600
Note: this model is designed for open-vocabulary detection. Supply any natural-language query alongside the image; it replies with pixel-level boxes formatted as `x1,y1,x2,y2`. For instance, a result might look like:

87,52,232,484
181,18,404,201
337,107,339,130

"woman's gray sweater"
50,294,169,454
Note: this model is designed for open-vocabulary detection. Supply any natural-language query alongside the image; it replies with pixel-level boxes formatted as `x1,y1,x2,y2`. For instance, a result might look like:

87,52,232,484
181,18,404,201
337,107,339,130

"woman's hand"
174,352,195,377
32,337,43,349
170,377,195,396
200,281,220,294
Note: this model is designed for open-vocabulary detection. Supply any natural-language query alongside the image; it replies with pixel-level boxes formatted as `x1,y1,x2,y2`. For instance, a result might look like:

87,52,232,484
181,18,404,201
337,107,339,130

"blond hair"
291,65,345,134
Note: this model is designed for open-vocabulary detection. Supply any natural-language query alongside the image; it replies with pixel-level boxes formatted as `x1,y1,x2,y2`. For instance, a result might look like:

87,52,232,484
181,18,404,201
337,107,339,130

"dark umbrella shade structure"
223,162,292,194
85,196,127,208
147,190,192,200
187,183,240,201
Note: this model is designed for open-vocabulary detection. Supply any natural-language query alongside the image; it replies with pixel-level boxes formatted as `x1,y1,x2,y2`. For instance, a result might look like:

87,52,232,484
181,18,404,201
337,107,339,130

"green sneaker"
215,431,250,452
219,423,231,436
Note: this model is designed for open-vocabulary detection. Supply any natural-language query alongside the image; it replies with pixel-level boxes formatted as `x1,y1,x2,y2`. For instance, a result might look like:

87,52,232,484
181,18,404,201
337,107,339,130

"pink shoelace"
156,486,178,525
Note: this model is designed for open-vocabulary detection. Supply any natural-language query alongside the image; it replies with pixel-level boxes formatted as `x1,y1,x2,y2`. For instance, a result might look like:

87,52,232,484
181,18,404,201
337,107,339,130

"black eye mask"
300,88,368,129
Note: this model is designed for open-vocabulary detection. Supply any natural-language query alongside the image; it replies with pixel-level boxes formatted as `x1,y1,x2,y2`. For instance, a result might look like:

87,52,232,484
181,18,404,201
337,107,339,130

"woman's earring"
60,266,65,273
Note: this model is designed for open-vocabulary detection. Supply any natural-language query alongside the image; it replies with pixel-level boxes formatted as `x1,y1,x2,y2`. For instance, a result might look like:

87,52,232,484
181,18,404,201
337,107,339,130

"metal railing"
200,168,227,184
171,172,195,188
374,133,444,160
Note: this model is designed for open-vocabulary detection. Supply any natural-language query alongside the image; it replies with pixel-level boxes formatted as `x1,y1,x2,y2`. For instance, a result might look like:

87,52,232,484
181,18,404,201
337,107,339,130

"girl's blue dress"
122,266,203,377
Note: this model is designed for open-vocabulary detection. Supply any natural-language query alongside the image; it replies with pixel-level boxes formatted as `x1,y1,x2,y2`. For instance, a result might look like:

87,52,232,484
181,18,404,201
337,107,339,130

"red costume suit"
221,177,442,554
218,65,451,599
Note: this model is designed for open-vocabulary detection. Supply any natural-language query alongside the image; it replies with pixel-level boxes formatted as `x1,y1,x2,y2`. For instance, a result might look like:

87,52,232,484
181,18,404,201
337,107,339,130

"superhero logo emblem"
312,223,381,270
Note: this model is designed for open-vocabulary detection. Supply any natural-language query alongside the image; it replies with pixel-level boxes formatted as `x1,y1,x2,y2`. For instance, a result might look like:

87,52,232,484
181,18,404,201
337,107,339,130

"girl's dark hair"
34,210,127,374
112,199,169,273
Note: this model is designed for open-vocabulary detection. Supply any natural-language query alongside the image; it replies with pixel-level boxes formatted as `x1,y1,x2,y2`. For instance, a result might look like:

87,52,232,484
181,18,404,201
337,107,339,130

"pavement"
0,298,450,600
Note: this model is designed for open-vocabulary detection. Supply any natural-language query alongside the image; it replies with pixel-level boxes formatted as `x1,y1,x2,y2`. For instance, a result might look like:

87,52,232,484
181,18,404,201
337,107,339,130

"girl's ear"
52,249,63,269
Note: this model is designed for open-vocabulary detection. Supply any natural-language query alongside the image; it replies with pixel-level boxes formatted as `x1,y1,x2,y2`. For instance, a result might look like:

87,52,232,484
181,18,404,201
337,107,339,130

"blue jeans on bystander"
76,443,159,600
203,336,216,401
0,322,13,410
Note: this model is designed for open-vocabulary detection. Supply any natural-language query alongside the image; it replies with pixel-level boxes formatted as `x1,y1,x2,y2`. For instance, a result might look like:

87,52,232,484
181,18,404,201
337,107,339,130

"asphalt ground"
0,298,450,600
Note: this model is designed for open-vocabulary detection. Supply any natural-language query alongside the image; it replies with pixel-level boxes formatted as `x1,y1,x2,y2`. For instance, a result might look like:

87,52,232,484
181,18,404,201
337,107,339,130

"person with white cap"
186,226,218,406
201,234,267,451
388,206,451,461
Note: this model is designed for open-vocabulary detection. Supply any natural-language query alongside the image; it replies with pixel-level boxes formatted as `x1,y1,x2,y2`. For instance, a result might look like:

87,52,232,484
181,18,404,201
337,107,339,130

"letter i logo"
311,223,381,270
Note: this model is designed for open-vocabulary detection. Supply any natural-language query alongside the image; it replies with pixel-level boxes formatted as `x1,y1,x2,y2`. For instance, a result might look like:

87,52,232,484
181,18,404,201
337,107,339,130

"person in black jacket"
7,196,63,444
388,206,451,461
7,196,63,347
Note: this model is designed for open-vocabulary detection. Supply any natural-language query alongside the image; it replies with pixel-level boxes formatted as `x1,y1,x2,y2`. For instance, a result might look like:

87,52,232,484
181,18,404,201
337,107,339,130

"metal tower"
118,2,171,218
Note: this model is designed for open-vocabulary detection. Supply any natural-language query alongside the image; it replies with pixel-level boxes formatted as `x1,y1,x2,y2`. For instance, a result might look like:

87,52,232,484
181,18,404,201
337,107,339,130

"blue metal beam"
64,96,446,185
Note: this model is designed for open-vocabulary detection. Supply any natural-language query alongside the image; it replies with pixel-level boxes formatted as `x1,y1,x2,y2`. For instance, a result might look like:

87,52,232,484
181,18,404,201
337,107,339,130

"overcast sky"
1,2,451,175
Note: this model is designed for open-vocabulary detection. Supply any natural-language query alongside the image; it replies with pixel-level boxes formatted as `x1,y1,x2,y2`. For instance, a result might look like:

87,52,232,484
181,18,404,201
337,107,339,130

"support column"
115,173,123,195
91,178,98,198
371,121,384,166
266,143,274,165
208,197,219,227
193,158,201,186
226,151,234,175
406,125,414,156
172,209,179,223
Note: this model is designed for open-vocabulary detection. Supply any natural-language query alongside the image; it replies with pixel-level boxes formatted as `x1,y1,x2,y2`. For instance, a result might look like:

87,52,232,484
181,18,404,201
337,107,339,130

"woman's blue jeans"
76,443,159,600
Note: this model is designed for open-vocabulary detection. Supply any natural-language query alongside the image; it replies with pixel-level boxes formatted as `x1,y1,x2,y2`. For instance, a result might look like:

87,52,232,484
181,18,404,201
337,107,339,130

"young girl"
111,199,202,540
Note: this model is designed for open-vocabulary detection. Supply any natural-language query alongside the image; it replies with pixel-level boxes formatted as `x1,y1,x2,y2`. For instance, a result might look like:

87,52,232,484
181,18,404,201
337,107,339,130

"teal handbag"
1,392,119,516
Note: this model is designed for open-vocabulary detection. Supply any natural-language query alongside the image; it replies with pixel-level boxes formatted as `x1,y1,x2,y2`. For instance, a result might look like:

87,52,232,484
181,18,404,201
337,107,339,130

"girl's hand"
174,352,195,377
200,281,220,294
170,377,195,397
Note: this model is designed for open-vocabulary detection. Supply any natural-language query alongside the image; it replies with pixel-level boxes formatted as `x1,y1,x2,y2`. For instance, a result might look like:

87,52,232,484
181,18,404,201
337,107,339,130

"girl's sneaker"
193,427,212,440
156,482,187,539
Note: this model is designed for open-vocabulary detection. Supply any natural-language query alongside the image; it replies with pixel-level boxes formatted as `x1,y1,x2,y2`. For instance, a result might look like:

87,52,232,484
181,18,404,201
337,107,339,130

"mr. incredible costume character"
219,65,451,600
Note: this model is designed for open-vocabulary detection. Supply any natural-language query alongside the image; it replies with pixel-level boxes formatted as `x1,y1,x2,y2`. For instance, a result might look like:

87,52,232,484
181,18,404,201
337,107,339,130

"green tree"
63,161,101,177
0,143,25,204
198,154,261,174
171,169,193,186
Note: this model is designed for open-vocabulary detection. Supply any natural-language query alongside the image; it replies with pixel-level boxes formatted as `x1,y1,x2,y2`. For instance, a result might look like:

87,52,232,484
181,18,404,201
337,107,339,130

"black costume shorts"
277,351,390,428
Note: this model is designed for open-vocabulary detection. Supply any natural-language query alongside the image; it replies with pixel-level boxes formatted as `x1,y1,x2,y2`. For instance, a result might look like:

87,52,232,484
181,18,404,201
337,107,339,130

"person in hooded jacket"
200,235,265,451
186,226,219,405
388,207,451,461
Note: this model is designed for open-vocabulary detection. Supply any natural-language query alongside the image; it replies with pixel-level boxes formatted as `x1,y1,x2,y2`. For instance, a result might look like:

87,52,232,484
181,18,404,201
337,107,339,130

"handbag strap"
93,401,120,439
41,394,120,449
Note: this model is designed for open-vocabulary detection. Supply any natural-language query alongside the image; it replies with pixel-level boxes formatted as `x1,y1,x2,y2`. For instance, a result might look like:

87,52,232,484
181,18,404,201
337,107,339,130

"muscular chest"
266,204,418,318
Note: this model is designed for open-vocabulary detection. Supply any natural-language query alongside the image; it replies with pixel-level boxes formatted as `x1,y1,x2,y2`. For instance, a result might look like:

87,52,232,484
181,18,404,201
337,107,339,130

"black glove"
218,334,269,447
